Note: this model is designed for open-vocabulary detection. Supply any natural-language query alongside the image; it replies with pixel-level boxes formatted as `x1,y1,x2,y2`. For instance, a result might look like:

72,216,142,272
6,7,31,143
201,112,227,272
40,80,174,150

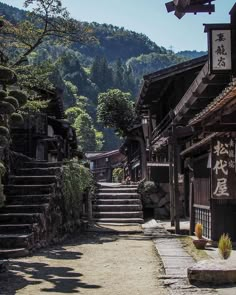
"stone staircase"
93,184,144,224
0,161,62,258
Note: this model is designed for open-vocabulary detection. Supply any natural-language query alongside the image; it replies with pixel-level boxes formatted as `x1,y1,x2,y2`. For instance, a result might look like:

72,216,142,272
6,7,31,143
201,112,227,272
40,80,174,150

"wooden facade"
129,4,236,238
11,88,77,162
86,150,125,182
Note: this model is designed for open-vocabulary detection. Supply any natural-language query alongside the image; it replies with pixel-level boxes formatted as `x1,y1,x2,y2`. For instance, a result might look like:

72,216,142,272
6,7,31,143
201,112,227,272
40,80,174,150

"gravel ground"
0,231,168,295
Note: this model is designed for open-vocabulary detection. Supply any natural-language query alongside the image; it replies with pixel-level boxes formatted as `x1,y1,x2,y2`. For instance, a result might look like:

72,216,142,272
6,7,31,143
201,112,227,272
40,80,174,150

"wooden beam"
183,4,215,14
204,124,236,132
202,77,228,85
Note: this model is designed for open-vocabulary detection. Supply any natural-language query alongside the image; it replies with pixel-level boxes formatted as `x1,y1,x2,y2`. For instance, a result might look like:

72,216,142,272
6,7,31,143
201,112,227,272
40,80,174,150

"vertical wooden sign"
211,137,236,199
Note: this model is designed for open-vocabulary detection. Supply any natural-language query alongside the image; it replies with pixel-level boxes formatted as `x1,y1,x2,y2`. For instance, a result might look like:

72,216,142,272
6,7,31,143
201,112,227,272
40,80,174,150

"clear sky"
1,0,236,52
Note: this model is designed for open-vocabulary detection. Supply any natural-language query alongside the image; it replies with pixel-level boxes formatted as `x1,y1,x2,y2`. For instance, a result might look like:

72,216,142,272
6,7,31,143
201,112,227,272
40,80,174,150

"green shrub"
8,90,28,106
0,161,6,177
0,101,16,115
10,113,24,126
0,126,9,138
0,90,7,100
0,135,8,147
21,100,49,112
112,167,124,182
138,180,158,194
218,233,232,259
4,96,19,109
62,160,94,220
0,66,15,83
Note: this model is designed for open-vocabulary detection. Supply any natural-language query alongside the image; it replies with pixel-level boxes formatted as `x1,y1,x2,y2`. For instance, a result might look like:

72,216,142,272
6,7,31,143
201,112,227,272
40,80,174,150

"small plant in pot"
218,233,232,260
193,223,208,249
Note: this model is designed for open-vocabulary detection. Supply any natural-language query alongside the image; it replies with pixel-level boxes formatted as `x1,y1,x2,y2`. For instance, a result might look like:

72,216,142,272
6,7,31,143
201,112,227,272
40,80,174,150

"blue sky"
1,0,236,52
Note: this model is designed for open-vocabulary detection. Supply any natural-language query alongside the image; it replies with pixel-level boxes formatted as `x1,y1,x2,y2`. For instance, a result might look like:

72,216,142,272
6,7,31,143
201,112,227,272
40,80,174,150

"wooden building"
86,150,125,182
133,4,236,238
11,88,77,162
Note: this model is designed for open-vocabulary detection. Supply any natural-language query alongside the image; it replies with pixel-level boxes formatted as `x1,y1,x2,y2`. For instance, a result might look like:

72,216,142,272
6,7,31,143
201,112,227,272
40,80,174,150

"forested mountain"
0,1,204,151
176,50,207,59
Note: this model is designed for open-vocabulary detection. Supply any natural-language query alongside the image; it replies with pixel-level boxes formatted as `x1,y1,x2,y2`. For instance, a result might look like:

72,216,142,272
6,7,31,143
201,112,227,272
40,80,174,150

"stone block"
188,259,236,285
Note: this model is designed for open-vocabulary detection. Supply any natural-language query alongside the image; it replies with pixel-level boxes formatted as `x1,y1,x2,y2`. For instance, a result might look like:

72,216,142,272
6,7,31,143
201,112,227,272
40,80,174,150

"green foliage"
21,99,49,113
0,161,6,177
10,112,24,126
8,90,28,106
62,160,94,219
65,105,83,124
218,233,232,260
138,181,158,194
0,101,16,115
0,126,9,138
112,168,124,183
127,52,186,79
0,66,16,83
4,96,19,109
0,91,7,100
97,89,136,136
176,50,206,59
0,136,8,147
0,0,94,66
74,112,99,151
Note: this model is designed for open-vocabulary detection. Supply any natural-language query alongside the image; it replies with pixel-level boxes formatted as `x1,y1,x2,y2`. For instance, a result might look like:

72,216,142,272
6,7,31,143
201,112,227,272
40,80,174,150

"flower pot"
193,238,208,250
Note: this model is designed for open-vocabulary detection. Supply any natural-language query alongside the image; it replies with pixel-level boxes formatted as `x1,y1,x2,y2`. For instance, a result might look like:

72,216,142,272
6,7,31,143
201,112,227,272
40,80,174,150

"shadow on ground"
0,226,146,294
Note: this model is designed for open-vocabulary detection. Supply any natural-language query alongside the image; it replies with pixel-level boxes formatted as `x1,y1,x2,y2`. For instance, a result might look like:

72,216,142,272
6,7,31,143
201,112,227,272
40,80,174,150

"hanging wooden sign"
211,137,236,199
205,24,232,74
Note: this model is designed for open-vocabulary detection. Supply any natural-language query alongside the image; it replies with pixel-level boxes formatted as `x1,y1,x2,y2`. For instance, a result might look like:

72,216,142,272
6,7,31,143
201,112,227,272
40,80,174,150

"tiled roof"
189,79,236,125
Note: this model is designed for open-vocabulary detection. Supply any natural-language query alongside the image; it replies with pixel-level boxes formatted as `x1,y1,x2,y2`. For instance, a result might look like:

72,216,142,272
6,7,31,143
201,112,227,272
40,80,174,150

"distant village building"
86,150,125,182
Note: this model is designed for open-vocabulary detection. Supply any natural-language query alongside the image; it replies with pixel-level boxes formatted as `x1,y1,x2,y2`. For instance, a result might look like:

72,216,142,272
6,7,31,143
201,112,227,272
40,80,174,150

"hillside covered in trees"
0,1,205,151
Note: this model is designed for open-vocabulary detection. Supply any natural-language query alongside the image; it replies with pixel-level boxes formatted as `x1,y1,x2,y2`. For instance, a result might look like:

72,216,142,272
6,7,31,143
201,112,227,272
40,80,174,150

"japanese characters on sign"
211,29,232,72
212,137,235,199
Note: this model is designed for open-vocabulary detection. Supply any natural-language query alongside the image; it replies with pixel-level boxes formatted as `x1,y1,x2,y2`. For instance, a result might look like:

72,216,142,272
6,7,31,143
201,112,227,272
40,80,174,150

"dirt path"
0,230,168,295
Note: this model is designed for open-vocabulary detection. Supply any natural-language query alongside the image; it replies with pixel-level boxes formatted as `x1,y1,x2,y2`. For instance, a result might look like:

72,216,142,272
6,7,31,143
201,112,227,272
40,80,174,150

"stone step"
23,161,62,168
99,185,138,189
8,175,57,185
96,199,142,205
94,218,144,224
0,204,49,214
0,248,29,258
93,204,142,212
16,167,62,176
0,213,42,224
6,194,51,205
94,211,143,218
99,188,138,193
0,233,34,249
4,184,55,195
0,224,35,234
96,193,141,199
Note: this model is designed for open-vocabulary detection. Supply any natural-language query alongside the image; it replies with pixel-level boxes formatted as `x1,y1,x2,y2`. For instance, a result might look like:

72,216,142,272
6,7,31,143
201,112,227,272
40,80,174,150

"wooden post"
168,141,174,226
87,190,93,223
173,124,180,234
230,4,236,77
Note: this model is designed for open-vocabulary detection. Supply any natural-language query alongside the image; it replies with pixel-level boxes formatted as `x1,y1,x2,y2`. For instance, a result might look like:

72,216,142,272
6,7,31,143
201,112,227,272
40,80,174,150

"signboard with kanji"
211,30,232,72
211,137,236,199
205,24,232,74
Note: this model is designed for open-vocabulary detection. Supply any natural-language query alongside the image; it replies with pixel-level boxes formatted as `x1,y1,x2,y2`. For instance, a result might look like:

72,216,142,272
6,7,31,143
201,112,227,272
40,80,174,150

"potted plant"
218,233,232,259
193,223,208,249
